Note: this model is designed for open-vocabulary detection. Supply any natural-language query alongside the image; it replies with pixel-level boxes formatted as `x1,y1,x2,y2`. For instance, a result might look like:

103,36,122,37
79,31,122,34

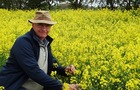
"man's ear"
32,23,35,28
32,23,34,26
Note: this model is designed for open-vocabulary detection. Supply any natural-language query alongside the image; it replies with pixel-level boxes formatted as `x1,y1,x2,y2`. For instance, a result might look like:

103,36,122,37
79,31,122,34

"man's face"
32,23,52,40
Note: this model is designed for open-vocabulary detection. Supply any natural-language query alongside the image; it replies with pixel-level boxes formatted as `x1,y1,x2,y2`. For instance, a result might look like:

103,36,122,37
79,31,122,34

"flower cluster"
0,8,140,89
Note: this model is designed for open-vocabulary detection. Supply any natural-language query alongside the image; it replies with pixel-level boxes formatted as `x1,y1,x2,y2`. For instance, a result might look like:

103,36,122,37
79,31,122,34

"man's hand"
63,83,79,90
69,84,79,90
65,65,76,75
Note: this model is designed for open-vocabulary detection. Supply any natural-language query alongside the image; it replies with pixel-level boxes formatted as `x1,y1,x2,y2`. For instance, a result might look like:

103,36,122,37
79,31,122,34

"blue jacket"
0,28,66,90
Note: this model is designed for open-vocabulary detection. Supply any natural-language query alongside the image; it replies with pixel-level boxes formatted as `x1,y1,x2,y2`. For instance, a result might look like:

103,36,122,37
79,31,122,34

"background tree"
67,0,83,9
27,0,44,9
0,0,139,10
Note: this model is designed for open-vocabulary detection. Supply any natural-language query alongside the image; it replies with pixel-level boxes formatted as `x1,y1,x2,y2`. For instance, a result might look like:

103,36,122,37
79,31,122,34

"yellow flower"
63,83,69,90
53,63,58,68
50,71,57,77
0,86,5,90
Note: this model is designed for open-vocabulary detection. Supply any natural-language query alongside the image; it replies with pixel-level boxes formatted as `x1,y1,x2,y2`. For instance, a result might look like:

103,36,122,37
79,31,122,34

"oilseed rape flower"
0,86,5,90
0,8,140,89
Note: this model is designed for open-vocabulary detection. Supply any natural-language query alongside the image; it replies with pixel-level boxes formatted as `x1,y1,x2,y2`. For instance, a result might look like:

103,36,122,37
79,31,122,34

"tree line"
0,0,140,10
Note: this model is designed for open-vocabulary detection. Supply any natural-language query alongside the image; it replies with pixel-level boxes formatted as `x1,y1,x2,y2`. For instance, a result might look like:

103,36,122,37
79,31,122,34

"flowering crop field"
0,8,140,89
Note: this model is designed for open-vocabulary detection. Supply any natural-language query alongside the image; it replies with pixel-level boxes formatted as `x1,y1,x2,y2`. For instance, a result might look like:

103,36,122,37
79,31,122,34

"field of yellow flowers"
0,8,140,89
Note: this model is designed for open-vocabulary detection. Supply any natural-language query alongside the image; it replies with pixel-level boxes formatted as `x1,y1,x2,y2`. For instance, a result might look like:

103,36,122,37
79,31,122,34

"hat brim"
28,20,57,25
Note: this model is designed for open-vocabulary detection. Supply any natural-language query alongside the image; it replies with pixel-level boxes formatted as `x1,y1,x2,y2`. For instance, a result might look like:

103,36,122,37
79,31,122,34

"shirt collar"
34,35,49,47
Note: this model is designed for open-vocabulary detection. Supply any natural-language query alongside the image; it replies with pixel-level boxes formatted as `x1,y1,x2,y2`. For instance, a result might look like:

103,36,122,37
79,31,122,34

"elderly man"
0,11,78,90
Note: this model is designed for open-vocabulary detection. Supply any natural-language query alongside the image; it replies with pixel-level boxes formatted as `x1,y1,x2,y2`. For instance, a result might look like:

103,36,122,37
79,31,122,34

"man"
0,11,78,90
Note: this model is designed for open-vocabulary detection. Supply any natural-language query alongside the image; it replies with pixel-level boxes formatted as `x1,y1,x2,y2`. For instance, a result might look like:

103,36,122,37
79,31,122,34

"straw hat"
28,11,57,25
